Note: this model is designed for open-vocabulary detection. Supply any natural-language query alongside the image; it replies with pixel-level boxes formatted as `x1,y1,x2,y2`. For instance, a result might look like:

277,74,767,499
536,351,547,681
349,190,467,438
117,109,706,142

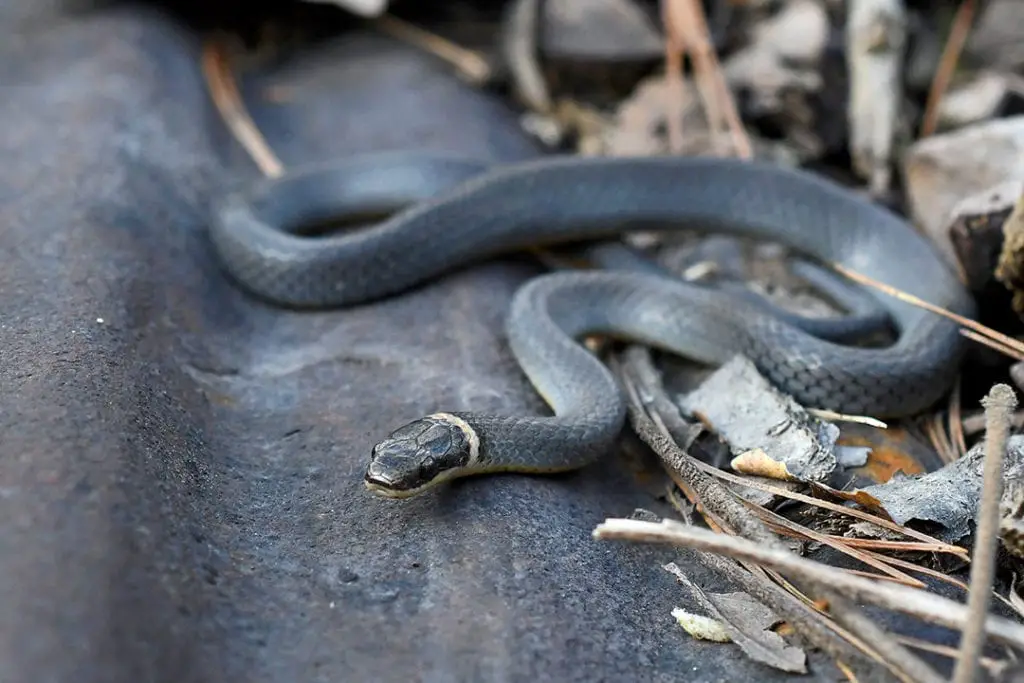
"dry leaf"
665,563,808,673
671,608,733,643
730,448,798,481
810,482,888,513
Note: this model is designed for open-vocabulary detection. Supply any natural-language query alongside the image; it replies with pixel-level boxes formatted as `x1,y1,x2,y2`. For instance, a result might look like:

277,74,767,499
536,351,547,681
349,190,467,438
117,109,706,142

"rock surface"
0,5,835,682
0,3,970,681
903,115,1024,267
965,0,1024,70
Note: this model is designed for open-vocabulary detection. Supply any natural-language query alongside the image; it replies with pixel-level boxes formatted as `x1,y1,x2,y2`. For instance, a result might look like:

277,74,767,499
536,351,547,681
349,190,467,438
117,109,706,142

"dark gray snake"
209,152,975,498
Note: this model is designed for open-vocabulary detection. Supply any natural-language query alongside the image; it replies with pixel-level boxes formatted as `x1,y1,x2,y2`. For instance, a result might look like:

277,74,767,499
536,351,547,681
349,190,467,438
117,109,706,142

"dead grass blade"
684,457,966,555
832,263,1024,362
961,328,1024,362
201,37,283,178
373,14,491,84
919,0,979,138
744,500,927,588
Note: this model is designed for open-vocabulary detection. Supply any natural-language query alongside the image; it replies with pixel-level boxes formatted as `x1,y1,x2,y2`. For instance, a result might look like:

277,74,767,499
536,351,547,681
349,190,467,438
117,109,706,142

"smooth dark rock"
0,5,838,682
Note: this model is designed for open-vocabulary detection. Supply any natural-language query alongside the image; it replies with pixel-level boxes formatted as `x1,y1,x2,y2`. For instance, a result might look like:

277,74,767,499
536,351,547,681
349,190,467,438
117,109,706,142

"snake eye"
419,455,440,480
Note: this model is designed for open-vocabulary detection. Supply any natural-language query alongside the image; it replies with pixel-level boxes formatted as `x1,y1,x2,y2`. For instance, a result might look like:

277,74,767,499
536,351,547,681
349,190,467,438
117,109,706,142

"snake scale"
210,153,976,498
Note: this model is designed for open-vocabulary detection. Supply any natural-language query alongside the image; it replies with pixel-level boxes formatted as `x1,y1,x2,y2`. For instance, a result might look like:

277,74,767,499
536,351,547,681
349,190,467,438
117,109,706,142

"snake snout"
364,415,475,497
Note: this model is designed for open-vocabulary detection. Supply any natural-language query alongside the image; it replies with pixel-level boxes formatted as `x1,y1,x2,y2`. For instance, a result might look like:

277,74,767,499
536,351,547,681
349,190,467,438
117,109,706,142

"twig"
898,634,1007,677
836,537,967,555
665,0,729,155
744,499,927,588
842,567,926,587
201,36,284,178
373,14,492,85
919,0,978,138
835,659,859,682
592,517,1024,650
950,378,968,459
961,329,1024,362
962,410,1024,435
660,0,752,158
689,1,752,160
806,408,887,429
927,411,958,465
498,0,552,113
660,0,687,151
871,552,971,593
953,383,1019,683
838,608,943,683
618,353,886,675
617,347,776,545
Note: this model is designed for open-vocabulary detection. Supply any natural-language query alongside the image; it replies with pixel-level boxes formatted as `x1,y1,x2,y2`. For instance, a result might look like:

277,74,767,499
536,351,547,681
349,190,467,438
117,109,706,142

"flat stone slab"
0,7,832,682
0,5,953,681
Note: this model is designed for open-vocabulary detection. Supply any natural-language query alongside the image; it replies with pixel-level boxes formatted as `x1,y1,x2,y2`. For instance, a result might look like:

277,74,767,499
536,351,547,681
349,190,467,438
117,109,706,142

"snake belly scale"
210,154,976,498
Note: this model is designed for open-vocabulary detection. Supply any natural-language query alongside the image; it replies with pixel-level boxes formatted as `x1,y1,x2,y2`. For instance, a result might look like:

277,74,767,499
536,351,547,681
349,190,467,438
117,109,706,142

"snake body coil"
210,154,976,498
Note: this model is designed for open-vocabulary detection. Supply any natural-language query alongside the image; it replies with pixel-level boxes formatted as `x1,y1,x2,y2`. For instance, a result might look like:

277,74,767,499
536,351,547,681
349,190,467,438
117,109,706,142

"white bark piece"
846,0,907,194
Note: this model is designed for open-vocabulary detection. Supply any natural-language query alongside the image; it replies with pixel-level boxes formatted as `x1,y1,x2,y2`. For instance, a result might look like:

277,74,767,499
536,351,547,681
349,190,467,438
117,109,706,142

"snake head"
364,414,476,498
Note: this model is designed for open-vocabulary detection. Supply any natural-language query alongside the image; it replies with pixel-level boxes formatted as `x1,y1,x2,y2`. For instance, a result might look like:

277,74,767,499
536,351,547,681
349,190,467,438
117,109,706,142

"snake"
209,152,976,499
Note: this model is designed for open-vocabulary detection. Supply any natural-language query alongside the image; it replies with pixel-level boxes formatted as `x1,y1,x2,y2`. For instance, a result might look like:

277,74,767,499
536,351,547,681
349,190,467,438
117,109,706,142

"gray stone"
0,5,832,682
903,115,1024,266
966,0,1024,70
